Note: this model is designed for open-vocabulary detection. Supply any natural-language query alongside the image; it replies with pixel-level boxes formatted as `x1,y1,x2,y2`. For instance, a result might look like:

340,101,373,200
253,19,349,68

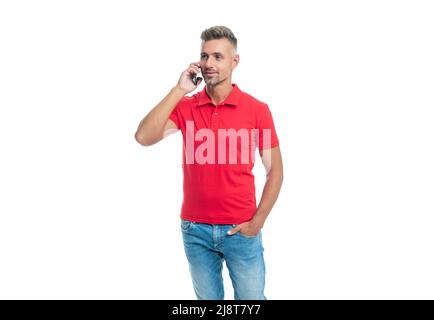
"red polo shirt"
169,83,279,224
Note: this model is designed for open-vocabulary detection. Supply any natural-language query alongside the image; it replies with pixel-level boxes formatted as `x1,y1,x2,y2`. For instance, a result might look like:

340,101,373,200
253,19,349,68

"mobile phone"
192,70,202,86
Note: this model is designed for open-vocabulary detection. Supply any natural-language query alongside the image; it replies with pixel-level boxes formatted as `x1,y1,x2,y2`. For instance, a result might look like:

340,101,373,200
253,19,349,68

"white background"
0,0,433,299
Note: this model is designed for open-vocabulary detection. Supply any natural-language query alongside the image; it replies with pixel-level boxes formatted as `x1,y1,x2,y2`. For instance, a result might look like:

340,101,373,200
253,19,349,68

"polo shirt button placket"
211,106,219,131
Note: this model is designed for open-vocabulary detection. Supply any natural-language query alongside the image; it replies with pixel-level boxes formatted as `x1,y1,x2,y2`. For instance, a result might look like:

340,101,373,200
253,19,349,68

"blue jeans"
180,218,266,300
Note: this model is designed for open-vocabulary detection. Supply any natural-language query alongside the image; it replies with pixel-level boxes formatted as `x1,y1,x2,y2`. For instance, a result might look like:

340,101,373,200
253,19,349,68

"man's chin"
205,78,219,86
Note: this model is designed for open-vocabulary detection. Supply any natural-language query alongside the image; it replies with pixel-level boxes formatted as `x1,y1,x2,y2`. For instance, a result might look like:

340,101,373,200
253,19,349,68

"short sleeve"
168,97,186,129
169,107,179,128
257,103,279,150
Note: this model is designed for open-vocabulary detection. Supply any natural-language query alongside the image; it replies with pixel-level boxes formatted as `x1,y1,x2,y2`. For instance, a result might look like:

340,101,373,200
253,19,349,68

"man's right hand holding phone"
176,62,202,94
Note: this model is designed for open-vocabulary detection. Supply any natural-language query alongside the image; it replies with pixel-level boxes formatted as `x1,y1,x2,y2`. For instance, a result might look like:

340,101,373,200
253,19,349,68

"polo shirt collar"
196,83,241,107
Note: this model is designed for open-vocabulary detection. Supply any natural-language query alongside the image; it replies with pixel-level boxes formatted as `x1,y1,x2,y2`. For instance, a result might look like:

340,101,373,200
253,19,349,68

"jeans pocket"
238,230,260,239
180,218,194,232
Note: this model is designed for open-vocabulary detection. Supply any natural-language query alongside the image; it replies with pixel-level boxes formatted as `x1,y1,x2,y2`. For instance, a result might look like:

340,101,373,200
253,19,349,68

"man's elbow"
267,168,284,182
135,132,156,147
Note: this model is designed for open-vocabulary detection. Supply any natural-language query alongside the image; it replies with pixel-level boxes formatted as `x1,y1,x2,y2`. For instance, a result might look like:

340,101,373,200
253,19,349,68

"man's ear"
232,54,240,69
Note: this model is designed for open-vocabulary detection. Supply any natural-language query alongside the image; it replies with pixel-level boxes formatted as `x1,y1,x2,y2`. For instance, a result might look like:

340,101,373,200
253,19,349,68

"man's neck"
205,81,234,106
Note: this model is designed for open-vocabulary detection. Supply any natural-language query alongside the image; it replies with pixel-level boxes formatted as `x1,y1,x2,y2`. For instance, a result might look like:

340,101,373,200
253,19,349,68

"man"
135,26,283,300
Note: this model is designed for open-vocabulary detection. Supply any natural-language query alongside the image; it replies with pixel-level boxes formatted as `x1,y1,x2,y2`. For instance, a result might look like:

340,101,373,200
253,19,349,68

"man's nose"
204,58,215,69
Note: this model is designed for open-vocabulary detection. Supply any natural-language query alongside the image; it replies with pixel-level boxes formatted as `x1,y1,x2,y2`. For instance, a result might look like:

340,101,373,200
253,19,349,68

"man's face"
200,38,239,86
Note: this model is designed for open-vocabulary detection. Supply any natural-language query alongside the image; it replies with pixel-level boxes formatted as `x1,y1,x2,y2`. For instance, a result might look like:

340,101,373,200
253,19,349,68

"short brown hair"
200,26,237,54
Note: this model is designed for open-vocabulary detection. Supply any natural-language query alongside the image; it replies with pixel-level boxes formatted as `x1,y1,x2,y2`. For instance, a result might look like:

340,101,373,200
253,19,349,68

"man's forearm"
135,85,186,145
252,172,283,228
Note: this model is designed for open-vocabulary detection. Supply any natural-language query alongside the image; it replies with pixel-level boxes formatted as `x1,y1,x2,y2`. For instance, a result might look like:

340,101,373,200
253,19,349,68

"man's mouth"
206,72,217,76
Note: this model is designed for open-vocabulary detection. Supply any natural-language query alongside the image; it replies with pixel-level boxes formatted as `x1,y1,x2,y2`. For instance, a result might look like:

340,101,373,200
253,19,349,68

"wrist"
173,85,187,96
251,215,265,229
